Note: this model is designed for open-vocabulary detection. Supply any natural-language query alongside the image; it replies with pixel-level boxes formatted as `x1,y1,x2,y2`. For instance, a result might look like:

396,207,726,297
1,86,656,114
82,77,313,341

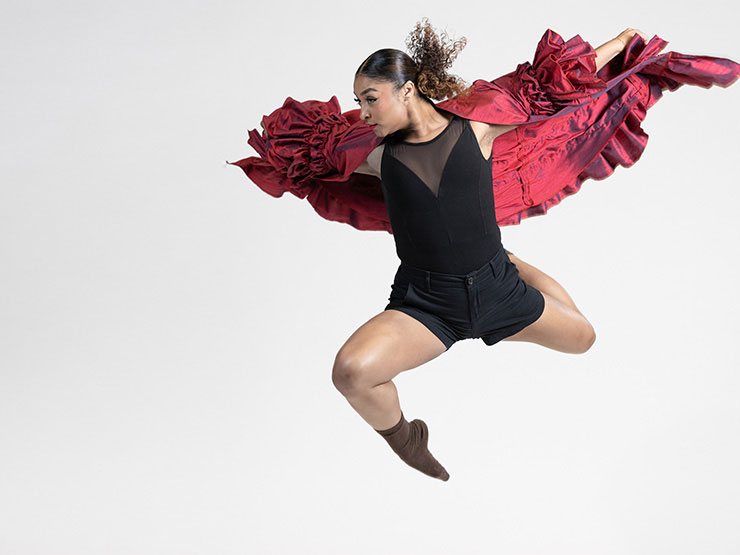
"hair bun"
404,17,470,101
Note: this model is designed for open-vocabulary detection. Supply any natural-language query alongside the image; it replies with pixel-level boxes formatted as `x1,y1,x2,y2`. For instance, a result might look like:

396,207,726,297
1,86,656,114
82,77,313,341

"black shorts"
384,243,545,351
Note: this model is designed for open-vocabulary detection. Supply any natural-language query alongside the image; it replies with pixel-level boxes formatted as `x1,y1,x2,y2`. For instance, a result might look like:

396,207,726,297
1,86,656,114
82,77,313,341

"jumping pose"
229,19,740,481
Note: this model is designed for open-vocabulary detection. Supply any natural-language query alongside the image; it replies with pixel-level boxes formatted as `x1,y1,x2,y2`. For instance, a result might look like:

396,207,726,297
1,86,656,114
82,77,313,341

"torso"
378,114,503,274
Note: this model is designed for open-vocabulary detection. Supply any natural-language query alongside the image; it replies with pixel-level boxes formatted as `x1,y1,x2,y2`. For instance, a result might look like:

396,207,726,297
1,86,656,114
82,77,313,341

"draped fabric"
228,29,740,232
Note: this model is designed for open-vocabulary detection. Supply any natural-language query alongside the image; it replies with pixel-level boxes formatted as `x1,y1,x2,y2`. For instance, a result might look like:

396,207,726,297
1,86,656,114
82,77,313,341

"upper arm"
481,122,519,143
353,144,384,178
468,120,519,157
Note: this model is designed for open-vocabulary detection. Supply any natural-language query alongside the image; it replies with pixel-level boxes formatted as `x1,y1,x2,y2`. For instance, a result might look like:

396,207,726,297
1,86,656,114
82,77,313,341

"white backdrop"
2,0,739,553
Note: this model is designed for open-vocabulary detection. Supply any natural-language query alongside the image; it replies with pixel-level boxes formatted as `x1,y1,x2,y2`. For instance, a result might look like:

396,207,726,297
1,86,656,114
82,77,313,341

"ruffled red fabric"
512,29,607,114
228,29,740,232
231,96,388,230
481,32,740,225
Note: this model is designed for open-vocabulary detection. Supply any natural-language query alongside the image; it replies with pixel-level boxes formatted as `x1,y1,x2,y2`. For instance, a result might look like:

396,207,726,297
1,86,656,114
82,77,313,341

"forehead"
353,76,390,95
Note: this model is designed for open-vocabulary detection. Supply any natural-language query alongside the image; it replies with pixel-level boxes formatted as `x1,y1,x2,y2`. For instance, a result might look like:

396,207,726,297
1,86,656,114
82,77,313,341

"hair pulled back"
355,17,471,102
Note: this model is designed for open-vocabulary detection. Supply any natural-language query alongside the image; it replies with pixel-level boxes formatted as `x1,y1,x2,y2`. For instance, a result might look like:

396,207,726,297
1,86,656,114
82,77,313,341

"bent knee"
575,323,596,354
331,351,375,394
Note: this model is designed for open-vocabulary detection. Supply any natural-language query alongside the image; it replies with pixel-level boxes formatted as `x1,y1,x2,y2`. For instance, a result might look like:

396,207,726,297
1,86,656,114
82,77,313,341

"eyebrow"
354,87,378,97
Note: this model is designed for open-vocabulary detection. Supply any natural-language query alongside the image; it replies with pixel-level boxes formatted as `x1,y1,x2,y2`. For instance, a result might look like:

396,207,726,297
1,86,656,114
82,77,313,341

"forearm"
593,37,625,73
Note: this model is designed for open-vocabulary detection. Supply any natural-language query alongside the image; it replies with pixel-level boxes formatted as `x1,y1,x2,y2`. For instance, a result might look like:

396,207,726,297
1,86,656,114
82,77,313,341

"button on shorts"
384,243,546,351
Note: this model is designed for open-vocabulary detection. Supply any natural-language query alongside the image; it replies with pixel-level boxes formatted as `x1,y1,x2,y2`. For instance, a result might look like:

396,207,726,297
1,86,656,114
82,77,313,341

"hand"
615,28,649,49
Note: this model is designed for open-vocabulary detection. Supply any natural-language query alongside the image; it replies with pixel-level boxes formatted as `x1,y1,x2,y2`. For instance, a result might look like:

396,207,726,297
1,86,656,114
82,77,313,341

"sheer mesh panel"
386,116,465,198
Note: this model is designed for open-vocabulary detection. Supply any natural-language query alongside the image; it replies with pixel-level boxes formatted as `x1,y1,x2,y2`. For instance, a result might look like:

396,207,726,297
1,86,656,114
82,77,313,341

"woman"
335,22,646,482
229,20,739,482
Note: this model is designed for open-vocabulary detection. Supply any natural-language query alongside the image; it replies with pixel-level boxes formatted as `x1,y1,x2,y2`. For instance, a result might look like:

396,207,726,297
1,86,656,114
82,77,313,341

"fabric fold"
511,29,607,115
228,28,740,232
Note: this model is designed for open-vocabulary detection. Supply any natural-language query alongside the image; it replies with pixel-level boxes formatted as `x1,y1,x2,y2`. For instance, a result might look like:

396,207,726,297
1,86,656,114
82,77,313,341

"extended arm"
594,38,624,72
594,28,649,72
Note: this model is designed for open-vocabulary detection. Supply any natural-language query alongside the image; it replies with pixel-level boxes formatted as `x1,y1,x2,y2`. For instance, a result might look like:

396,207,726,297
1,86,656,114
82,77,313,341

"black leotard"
380,113,503,274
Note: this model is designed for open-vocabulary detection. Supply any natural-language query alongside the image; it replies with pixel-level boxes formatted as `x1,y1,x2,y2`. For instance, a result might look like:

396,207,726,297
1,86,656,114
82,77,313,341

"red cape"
228,29,740,232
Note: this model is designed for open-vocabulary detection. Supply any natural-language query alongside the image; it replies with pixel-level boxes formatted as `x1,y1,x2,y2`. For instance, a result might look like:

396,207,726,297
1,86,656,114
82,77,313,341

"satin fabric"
228,29,740,232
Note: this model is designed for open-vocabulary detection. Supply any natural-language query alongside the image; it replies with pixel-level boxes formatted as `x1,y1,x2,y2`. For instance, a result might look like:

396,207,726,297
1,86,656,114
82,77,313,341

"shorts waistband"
398,243,507,287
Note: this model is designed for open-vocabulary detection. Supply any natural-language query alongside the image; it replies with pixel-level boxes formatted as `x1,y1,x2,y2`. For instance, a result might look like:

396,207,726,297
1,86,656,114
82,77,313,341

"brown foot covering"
375,411,450,481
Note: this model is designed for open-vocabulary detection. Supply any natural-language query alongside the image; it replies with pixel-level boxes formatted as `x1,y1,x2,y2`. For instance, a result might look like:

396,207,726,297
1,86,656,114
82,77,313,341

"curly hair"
405,18,471,100
355,17,471,102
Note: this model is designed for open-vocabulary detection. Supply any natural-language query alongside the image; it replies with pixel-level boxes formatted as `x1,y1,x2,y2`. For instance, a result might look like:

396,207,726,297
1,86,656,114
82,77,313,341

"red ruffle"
228,29,740,232
250,96,351,187
490,32,740,225
490,77,652,225
511,29,607,114
229,95,388,230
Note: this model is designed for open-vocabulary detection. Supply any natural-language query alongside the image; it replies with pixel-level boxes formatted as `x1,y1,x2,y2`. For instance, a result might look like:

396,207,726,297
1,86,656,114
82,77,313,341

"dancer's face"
353,75,414,138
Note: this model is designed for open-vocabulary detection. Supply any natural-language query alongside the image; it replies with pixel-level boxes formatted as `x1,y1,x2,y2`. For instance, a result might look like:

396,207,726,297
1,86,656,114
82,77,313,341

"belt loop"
488,259,496,279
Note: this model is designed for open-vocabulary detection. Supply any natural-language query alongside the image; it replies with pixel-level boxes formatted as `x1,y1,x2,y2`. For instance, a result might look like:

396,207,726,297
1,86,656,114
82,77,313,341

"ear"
400,80,415,101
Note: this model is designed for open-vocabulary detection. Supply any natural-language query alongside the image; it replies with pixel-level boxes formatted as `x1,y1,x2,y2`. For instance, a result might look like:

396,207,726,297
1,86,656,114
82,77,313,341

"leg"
505,249,582,313
333,309,452,480
502,251,596,353
332,309,447,430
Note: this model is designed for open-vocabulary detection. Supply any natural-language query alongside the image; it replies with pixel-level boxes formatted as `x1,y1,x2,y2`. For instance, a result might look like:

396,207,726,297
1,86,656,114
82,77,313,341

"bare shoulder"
353,143,385,178
366,144,385,176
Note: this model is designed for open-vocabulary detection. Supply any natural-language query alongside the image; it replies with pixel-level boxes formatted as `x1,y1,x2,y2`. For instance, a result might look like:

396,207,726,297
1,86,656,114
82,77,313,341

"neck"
398,98,451,142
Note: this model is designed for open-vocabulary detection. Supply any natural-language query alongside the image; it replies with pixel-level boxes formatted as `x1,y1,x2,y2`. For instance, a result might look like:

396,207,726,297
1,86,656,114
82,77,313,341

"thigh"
335,309,448,386
501,292,596,354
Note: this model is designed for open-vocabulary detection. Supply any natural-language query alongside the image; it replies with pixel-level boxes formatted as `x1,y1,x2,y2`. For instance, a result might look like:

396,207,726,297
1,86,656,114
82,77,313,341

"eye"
367,98,376,103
